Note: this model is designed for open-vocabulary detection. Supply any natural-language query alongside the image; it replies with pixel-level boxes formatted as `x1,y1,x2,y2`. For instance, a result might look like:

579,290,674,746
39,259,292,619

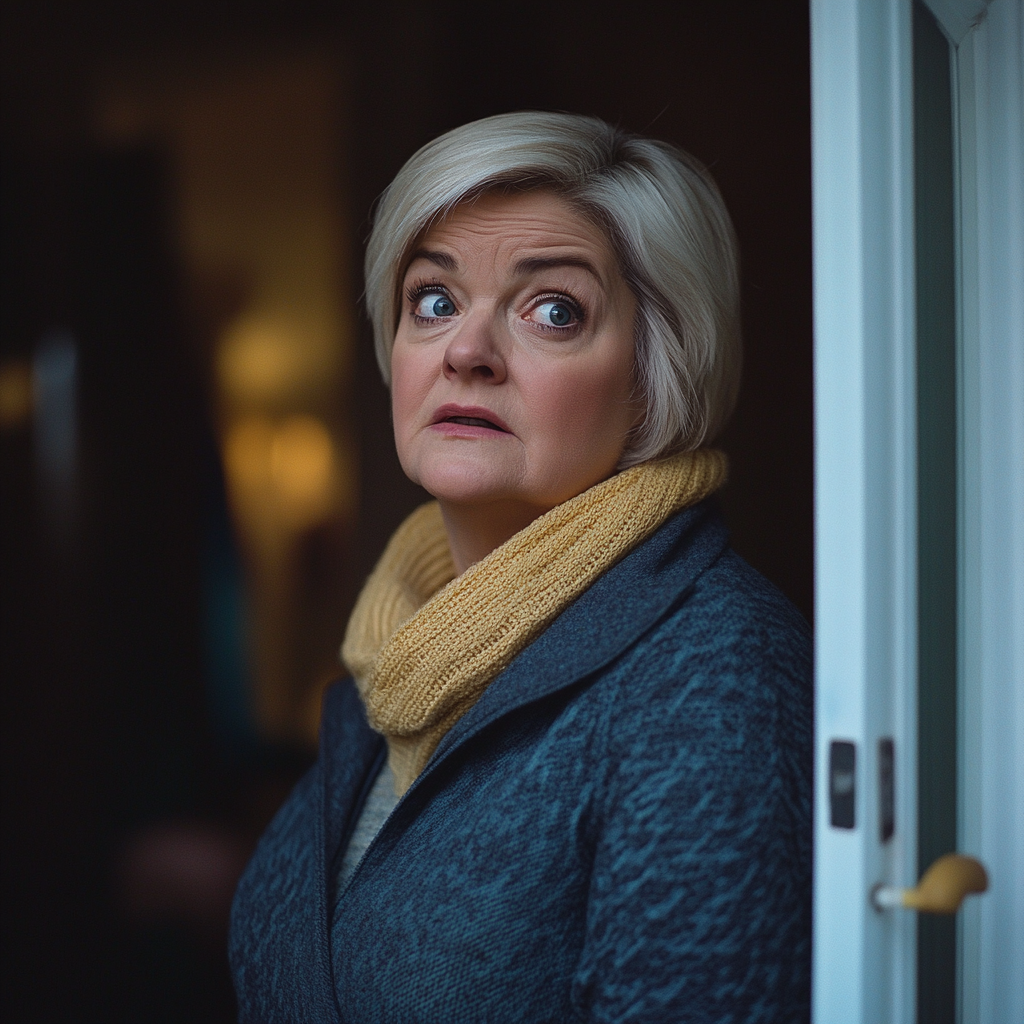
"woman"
230,112,812,1023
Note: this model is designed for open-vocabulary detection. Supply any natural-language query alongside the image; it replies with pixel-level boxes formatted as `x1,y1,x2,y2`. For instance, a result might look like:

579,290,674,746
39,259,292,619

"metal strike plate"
879,738,895,843
829,740,856,829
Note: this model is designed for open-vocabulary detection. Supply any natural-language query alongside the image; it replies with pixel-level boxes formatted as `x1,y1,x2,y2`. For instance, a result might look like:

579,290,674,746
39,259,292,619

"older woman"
230,112,812,1023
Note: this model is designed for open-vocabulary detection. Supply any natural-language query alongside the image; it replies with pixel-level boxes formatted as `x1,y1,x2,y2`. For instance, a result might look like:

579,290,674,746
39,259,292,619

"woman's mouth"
430,405,511,434
445,416,505,430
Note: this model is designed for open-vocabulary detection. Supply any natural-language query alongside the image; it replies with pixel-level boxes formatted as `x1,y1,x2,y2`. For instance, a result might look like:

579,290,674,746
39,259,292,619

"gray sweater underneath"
336,761,398,889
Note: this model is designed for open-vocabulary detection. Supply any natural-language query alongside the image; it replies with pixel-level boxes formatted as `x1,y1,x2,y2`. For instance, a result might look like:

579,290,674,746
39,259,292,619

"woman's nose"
442,316,507,383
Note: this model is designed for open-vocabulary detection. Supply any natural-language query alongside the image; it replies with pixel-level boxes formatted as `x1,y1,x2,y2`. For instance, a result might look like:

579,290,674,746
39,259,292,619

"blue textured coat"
230,500,812,1023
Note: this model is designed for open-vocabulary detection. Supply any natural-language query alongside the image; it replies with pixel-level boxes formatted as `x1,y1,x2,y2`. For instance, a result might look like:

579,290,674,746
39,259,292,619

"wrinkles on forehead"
402,192,620,293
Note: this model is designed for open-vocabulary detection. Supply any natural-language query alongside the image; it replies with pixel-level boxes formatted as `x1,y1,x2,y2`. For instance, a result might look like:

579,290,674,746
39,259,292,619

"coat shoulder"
596,544,813,791
571,549,813,1021
623,545,812,714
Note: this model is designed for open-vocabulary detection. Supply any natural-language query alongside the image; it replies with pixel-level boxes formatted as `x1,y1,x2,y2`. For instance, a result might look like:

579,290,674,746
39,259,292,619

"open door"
810,0,1023,1021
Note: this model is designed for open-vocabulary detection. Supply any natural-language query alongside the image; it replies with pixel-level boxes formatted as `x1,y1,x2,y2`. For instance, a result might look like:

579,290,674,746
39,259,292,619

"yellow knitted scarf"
341,449,727,795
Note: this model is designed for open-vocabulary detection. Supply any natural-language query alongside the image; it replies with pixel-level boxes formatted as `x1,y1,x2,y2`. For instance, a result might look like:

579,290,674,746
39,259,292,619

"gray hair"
364,111,741,465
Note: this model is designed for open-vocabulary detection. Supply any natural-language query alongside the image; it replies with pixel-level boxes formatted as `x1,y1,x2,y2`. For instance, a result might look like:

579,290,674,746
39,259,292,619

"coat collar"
414,497,729,791
321,498,728,832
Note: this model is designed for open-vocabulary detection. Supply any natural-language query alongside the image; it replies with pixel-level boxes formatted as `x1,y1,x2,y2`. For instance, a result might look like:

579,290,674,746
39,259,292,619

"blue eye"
535,301,578,328
414,291,455,318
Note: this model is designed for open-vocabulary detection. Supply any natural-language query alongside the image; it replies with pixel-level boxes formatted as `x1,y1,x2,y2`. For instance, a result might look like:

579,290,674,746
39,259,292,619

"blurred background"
1,1,813,1020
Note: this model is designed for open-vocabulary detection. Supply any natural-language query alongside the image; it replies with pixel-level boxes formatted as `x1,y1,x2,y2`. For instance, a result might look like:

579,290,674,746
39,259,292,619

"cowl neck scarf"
341,448,727,795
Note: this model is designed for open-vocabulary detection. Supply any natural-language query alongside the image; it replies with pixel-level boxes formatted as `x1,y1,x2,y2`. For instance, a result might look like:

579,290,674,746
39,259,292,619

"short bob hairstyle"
365,111,741,466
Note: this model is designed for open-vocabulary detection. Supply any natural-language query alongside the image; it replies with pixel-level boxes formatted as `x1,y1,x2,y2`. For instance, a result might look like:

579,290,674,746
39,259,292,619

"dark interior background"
1,2,813,1020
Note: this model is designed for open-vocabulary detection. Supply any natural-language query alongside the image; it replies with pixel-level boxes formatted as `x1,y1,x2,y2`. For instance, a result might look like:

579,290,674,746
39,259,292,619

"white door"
810,0,1023,1021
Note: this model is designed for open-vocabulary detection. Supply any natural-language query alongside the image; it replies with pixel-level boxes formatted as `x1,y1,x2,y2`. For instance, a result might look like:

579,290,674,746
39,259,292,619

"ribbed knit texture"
341,449,727,794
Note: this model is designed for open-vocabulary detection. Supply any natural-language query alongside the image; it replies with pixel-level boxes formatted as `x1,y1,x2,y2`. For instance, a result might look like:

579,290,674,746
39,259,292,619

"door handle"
872,853,988,913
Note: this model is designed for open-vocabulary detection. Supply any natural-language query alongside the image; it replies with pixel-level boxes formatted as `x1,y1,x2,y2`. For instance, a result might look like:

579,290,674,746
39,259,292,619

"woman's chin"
408,455,525,509
421,476,521,511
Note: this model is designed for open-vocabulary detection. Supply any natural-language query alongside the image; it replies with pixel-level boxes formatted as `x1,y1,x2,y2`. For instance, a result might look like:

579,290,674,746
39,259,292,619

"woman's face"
391,190,640,521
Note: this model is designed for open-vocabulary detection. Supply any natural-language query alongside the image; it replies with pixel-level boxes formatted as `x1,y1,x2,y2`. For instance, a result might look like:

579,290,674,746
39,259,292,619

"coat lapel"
320,682,387,880
420,499,729,786
317,681,385,1018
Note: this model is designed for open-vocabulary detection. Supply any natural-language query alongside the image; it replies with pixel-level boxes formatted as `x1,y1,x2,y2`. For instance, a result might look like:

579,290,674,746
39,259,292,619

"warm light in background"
223,416,276,493
224,414,349,534
216,312,347,410
270,416,334,523
218,319,306,406
0,359,33,430
94,53,355,743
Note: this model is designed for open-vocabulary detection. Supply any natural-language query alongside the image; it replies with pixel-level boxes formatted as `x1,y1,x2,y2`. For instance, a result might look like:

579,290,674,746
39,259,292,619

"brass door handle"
872,853,988,914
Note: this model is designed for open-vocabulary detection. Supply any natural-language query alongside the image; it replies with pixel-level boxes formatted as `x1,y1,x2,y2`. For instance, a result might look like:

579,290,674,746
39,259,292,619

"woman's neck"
438,499,550,575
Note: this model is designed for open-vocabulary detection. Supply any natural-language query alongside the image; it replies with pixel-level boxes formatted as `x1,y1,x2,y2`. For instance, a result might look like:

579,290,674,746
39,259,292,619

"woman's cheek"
562,361,631,440
390,346,425,439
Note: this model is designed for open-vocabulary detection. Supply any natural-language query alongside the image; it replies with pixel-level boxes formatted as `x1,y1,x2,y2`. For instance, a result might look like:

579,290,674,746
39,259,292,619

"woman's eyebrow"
512,255,603,281
407,249,458,272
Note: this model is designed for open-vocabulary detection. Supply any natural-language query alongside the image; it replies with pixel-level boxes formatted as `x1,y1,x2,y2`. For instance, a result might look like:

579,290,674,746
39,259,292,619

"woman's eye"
532,300,580,329
413,291,456,318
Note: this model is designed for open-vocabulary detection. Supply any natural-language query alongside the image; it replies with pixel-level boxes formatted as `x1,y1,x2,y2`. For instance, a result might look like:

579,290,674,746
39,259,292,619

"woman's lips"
429,404,511,434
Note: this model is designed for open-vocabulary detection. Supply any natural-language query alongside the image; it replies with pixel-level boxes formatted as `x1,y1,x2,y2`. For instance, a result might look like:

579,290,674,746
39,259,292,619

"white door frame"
811,0,1023,1021
811,0,917,1019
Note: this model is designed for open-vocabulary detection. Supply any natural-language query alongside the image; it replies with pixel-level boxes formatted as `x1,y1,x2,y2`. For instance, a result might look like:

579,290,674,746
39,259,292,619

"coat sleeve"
570,623,813,1023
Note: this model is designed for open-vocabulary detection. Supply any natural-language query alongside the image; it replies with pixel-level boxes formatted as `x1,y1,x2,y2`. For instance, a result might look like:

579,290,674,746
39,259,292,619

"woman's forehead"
408,190,617,277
